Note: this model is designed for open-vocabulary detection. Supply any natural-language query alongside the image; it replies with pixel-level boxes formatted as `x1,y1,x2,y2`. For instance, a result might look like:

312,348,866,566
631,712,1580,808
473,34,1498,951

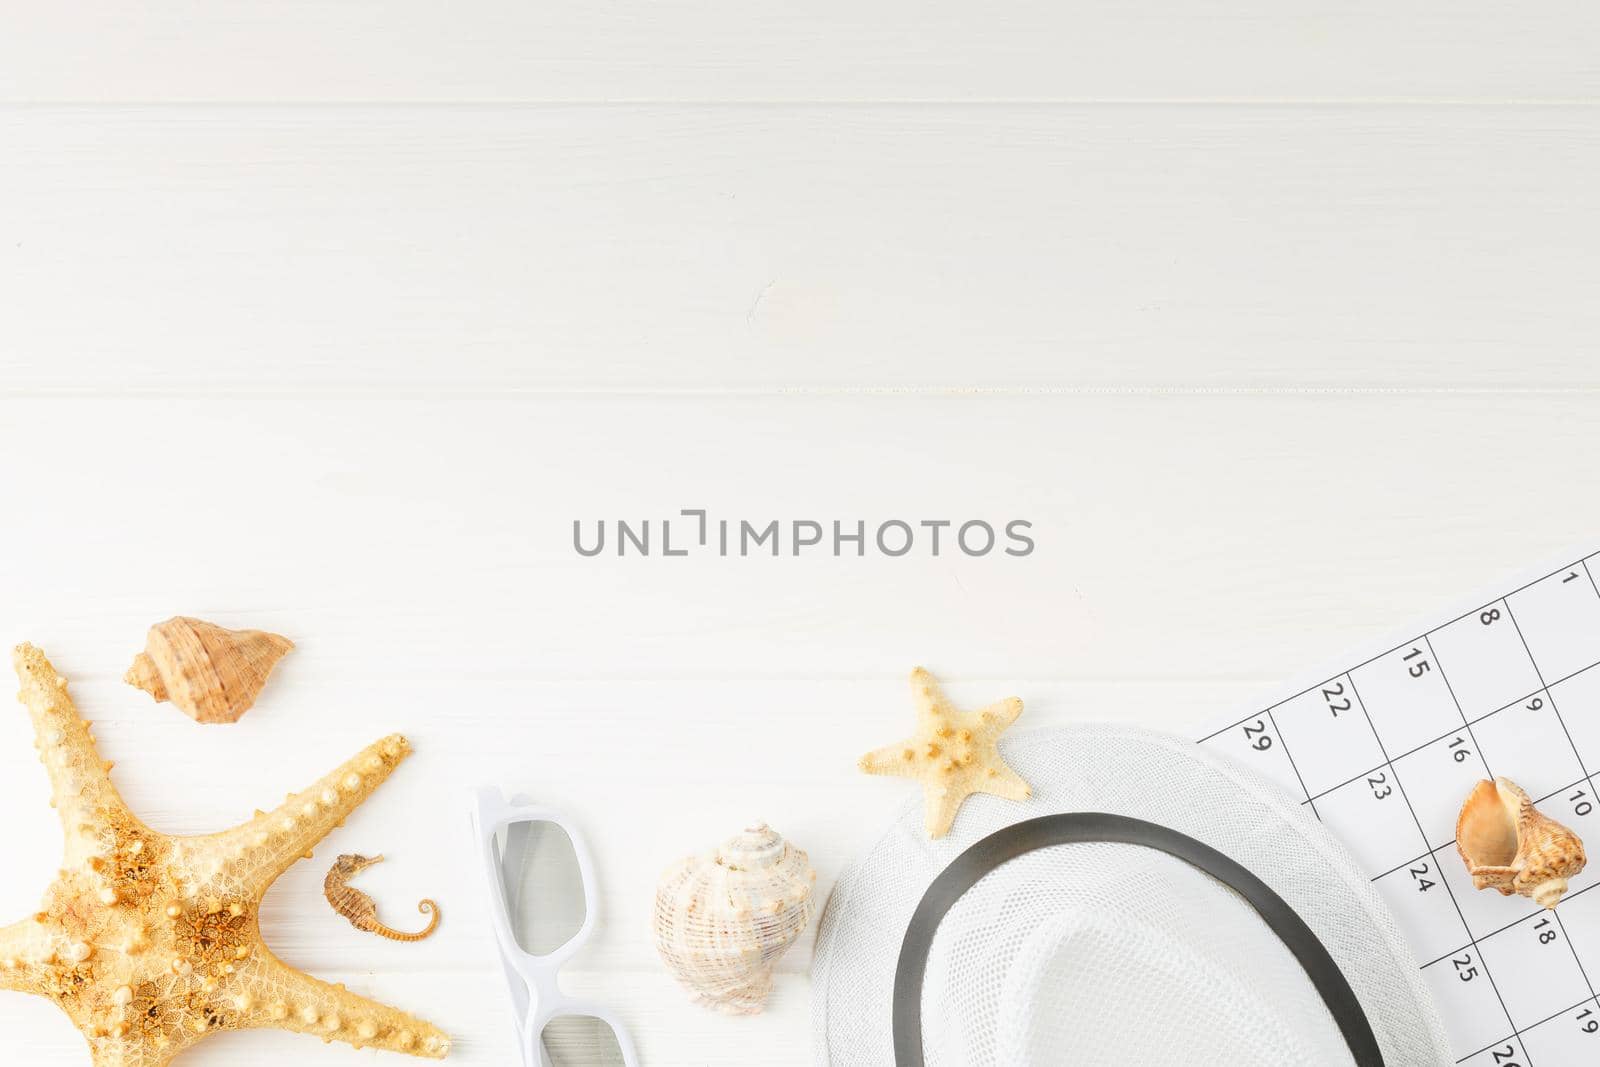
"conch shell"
652,822,815,1015
125,616,294,723
1456,777,1586,909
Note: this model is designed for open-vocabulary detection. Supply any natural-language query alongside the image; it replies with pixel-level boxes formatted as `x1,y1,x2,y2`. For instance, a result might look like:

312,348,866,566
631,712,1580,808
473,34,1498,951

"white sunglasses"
471,788,641,1067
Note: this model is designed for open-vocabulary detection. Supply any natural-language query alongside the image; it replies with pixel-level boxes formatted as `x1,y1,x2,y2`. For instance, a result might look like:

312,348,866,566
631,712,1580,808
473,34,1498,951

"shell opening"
1458,779,1519,867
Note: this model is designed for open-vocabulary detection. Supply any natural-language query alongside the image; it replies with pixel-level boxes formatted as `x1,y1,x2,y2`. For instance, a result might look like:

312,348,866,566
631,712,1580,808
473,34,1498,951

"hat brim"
812,724,1450,1065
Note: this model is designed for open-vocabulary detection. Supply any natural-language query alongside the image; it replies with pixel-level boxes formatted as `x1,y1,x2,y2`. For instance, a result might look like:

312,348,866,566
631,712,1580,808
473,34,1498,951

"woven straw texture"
812,724,1451,1066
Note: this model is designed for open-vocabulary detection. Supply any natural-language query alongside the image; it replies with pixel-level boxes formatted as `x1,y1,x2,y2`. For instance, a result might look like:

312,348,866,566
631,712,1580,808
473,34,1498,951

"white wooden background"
2,5,1599,1065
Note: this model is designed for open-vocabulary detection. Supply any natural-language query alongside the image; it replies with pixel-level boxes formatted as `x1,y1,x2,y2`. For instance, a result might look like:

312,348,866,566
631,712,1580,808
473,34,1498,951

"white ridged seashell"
652,822,816,1015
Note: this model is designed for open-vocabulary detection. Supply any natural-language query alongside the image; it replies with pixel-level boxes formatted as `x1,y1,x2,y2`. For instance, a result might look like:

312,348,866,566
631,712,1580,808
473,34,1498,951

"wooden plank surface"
3,7,1598,1062
2,2,1598,103
0,391,1597,1064
3,106,1598,393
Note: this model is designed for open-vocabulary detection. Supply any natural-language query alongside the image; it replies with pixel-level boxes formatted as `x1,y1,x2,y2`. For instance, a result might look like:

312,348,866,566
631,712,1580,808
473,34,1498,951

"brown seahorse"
323,853,441,942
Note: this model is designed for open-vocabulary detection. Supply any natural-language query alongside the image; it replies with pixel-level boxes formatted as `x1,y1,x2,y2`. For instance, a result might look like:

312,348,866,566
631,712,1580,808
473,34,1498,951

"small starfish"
858,667,1032,838
0,644,449,1065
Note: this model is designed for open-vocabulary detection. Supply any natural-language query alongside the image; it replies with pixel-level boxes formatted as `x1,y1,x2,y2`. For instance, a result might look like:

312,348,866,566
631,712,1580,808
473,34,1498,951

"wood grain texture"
2,2,1598,103
2,106,1598,393
0,392,1597,1063
3,9,1598,1059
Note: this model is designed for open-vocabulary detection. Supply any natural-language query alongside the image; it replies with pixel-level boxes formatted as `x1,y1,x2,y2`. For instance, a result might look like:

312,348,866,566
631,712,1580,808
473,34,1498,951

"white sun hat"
813,725,1451,1066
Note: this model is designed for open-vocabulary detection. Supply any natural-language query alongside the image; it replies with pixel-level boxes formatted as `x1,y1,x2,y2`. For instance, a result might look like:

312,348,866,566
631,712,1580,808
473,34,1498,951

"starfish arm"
13,644,136,860
973,761,1032,801
172,735,415,898
0,917,52,993
909,667,955,731
924,783,964,839
237,951,450,1058
858,742,918,778
88,1039,187,1067
977,696,1024,730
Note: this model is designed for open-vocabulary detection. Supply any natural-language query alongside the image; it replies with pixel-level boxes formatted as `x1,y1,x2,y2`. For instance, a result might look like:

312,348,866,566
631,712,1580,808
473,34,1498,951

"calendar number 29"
1241,719,1272,751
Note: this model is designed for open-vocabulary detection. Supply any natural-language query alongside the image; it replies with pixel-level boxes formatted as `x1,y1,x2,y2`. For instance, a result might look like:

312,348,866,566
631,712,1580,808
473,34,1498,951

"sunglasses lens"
494,818,586,956
541,1015,628,1065
541,1014,627,1065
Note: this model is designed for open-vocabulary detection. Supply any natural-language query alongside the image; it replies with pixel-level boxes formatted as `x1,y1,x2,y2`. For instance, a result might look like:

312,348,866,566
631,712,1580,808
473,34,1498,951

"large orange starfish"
0,644,449,1065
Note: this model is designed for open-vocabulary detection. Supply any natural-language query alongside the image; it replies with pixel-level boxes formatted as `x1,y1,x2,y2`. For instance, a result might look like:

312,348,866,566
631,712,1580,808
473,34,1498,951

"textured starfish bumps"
858,667,1032,838
0,643,449,1065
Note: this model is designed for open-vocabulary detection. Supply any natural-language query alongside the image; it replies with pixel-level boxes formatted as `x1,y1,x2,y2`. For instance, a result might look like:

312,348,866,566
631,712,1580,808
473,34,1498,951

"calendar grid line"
1420,890,1600,968
1503,572,1600,1063
1202,646,1600,752
1505,599,1595,785
1296,669,1600,807
1421,792,1585,856
1203,557,1594,735
1264,706,1319,819
1424,631,1495,780
1414,876,1600,970
1450,583,1597,1066
1330,768,1600,861
1455,998,1595,1064
1373,850,1448,882
1553,910,1598,1009
1345,670,1529,1062
1534,776,1599,806
1197,551,1600,1063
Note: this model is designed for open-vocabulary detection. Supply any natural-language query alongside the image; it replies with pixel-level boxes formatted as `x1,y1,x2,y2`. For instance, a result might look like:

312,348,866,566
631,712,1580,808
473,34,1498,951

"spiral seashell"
125,617,293,724
652,822,816,1015
1456,777,1586,909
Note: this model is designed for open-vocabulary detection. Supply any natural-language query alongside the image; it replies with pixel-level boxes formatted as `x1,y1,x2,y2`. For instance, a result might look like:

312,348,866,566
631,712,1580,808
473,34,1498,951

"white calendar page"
1200,551,1600,1067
